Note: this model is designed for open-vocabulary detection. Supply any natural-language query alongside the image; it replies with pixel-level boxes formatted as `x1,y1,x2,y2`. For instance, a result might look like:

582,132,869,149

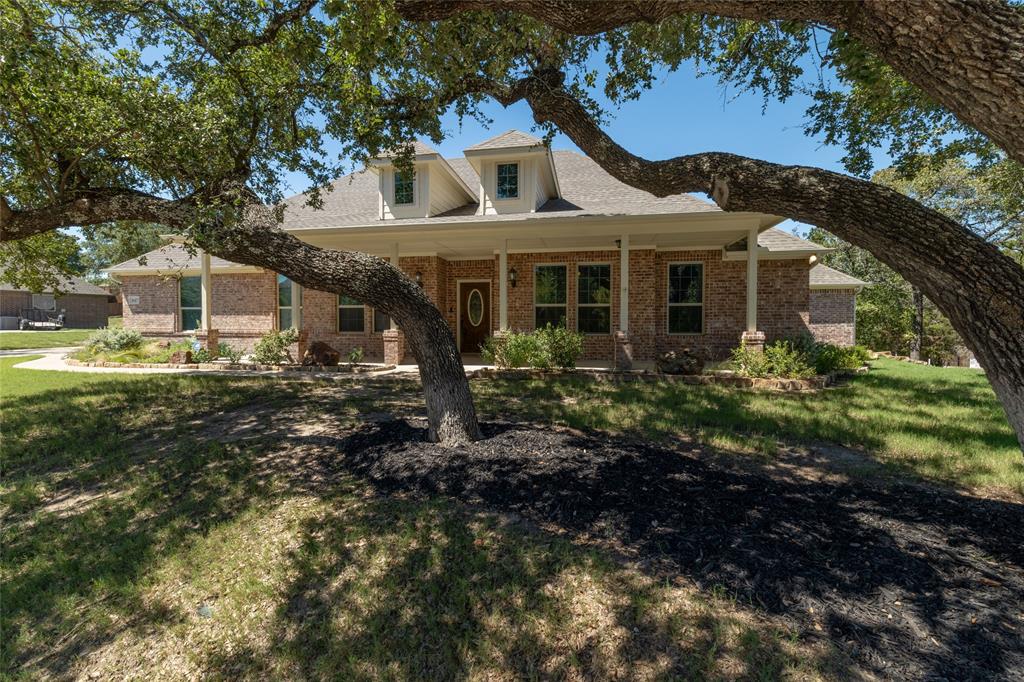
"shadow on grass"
4,366,1022,679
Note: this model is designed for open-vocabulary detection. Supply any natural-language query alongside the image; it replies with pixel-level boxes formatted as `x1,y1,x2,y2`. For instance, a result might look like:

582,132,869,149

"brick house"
107,130,866,365
1,276,113,329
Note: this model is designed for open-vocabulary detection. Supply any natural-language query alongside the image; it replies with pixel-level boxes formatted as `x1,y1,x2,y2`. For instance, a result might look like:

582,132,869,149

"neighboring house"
107,130,867,364
0,276,113,329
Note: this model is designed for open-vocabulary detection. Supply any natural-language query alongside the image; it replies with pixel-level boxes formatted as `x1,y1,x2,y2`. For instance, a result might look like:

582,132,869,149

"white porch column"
390,242,399,330
200,250,212,331
291,279,302,329
498,239,509,331
618,234,630,332
746,226,758,333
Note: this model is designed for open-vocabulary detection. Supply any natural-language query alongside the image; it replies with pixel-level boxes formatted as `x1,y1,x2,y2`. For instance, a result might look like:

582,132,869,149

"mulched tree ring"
329,420,1024,681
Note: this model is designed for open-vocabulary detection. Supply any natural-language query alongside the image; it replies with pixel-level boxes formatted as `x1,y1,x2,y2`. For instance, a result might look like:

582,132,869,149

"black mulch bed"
327,420,1024,681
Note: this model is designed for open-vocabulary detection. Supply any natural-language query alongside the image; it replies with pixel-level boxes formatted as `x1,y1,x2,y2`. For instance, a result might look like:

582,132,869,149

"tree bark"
910,287,924,362
485,70,1024,450
398,0,1024,166
0,187,482,445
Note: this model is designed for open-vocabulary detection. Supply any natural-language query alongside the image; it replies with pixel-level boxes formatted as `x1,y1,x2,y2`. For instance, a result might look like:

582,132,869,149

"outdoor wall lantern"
415,270,423,287
509,267,517,287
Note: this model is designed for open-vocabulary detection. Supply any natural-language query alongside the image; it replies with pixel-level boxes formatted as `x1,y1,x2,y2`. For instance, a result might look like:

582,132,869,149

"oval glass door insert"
467,289,484,326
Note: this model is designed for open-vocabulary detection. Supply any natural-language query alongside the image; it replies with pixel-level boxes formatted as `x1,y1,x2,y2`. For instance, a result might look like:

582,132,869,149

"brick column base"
203,329,220,354
383,329,405,366
614,331,634,370
740,330,766,352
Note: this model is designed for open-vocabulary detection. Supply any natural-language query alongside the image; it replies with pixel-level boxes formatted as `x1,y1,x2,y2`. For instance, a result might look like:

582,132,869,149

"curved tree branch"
478,68,1024,449
1,184,481,445
397,0,1024,165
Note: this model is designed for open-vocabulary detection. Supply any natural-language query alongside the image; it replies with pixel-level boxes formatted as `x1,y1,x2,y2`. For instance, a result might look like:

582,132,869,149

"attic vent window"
496,163,519,199
394,171,415,205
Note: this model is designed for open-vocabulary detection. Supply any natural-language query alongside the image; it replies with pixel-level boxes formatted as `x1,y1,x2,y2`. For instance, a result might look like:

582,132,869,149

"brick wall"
121,276,178,333
1,290,108,328
809,289,857,346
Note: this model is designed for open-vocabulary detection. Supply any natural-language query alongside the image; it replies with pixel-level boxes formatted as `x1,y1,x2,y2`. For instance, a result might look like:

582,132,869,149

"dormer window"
394,171,415,205
496,163,519,199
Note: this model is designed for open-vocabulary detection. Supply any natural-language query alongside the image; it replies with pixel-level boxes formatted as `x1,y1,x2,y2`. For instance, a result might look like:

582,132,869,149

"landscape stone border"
64,358,394,373
469,365,869,392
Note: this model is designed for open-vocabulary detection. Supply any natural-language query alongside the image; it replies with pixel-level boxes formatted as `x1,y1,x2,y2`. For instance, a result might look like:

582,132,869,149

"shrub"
347,346,364,365
218,342,244,363
480,326,584,369
251,328,299,365
810,342,868,374
481,331,543,368
192,347,213,363
731,340,815,379
85,327,144,352
536,324,584,369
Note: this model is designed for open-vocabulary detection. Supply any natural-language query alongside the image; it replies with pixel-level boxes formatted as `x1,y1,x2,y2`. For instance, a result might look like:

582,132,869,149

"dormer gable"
463,130,561,215
368,141,476,220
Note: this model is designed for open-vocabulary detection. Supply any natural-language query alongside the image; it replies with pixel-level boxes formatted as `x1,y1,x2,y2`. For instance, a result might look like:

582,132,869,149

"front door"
458,281,491,353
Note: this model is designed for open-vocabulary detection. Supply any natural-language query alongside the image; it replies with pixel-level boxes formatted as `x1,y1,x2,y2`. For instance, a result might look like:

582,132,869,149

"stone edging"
468,365,869,391
64,358,395,373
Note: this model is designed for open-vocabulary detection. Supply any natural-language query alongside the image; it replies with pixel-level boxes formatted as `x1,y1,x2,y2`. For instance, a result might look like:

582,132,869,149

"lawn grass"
0,328,98,350
471,358,1024,496
1,358,836,679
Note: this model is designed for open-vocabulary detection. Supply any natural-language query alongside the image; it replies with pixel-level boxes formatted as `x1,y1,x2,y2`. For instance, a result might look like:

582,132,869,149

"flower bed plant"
729,337,871,380
480,325,584,369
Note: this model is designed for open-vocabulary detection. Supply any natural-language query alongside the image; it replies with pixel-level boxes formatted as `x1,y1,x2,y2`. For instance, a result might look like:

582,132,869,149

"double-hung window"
338,296,364,332
577,264,611,334
667,263,704,334
496,163,519,199
373,309,391,333
278,274,302,329
394,171,415,205
534,264,567,328
179,275,202,331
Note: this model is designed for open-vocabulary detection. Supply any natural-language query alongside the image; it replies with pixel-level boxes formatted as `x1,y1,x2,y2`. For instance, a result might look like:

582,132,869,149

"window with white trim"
667,263,704,334
577,264,611,334
277,274,301,329
534,264,566,328
496,162,519,199
180,276,201,331
373,308,391,333
394,171,415,205
338,295,364,332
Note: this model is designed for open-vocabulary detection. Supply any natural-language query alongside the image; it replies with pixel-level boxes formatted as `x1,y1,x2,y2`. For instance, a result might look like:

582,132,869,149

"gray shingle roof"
106,243,251,274
378,140,441,157
1,276,111,296
464,129,545,152
280,150,719,230
758,229,826,253
809,263,869,288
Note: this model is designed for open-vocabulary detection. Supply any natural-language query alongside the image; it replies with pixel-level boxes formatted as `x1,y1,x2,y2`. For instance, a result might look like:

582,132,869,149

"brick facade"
1,289,110,329
809,289,857,346
119,251,848,361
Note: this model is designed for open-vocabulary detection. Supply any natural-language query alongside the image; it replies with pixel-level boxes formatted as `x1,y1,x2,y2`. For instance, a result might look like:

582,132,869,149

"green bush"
480,325,584,370
536,324,584,369
347,346,365,365
85,327,144,352
218,342,244,363
251,328,299,365
731,340,815,379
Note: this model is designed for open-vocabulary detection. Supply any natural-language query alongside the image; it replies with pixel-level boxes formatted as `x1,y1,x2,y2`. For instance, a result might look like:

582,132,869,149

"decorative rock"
169,350,193,364
655,348,705,375
302,341,341,366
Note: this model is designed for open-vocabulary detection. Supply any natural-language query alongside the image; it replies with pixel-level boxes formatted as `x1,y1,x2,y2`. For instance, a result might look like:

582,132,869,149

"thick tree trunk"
399,0,1024,166
910,287,924,362
485,70,1024,451
1,188,482,445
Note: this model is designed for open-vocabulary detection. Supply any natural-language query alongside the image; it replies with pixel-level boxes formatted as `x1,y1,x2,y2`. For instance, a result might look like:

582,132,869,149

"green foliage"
730,340,814,379
347,346,365,365
811,344,864,375
218,342,244,364
84,327,144,353
251,328,298,365
79,222,167,282
191,347,213,363
480,325,584,370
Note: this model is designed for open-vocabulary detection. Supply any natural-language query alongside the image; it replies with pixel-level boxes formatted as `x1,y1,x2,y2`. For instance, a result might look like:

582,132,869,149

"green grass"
471,358,1023,495
0,328,97,350
1,358,835,679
